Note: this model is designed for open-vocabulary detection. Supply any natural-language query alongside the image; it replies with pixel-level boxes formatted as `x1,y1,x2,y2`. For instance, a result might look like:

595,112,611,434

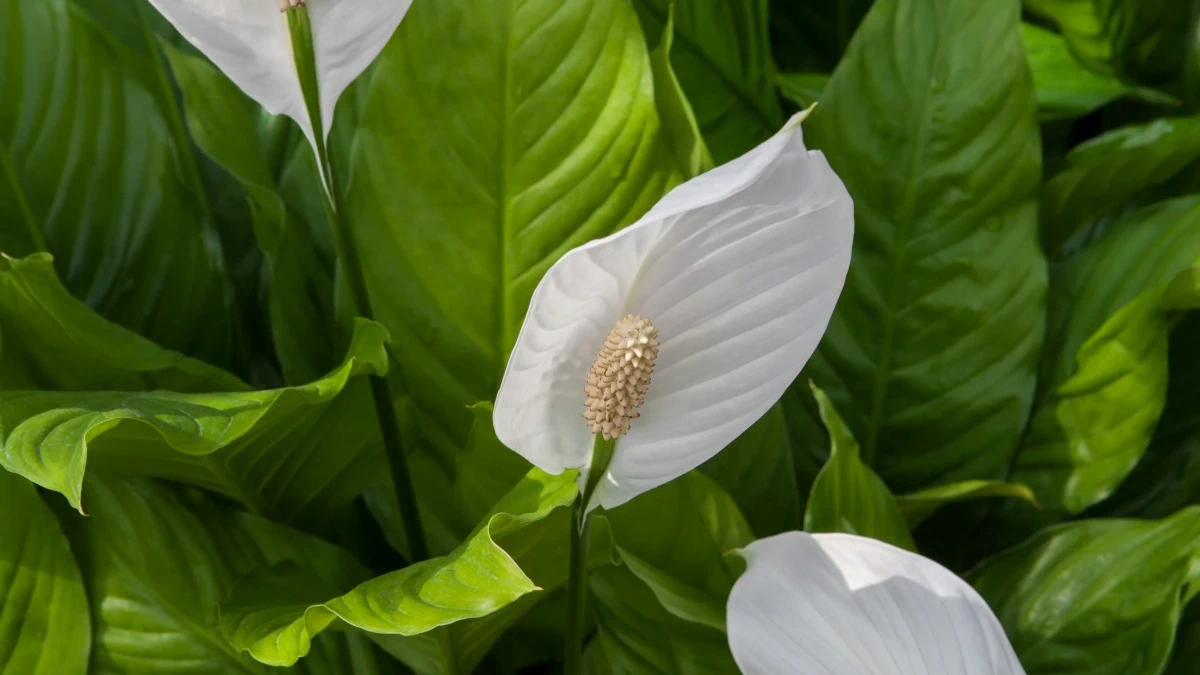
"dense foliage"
2,0,1199,673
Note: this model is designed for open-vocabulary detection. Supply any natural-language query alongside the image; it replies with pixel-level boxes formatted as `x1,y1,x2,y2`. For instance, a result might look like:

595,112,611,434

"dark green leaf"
634,0,781,162
344,0,692,467
804,384,915,551
162,42,337,385
1011,197,1200,521
895,480,1039,528
0,0,236,367
1041,115,1200,256
769,1,872,73
57,474,384,675
775,72,827,109
0,308,388,526
0,253,243,392
700,403,800,537
799,0,1047,491
1021,22,1174,121
970,507,1200,675
0,470,89,675
1024,0,1193,85
221,469,579,674
603,471,753,631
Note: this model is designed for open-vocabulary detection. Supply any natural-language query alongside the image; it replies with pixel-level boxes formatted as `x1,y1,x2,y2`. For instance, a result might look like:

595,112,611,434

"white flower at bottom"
727,532,1026,675
492,111,854,512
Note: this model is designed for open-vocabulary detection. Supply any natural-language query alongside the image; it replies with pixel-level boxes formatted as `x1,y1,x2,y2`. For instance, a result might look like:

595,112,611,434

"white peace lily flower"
492,111,854,512
728,532,1027,675
147,0,412,154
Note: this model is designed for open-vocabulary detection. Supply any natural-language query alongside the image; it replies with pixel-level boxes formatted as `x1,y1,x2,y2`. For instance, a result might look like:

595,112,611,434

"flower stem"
286,7,428,562
565,434,616,673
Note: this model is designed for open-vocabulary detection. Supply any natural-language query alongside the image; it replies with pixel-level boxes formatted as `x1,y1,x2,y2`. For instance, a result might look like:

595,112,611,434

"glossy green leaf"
56,474,384,675
699,404,799,537
895,480,1039,528
804,384,915,551
0,313,387,525
634,0,781,162
0,0,236,367
970,507,1200,675
602,471,754,632
590,564,739,675
1012,196,1200,520
1024,0,1193,85
161,42,336,385
1021,22,1172,121
799,0,1047,491
0,470,89,675
220,469,578,673
775,72,828,108
1042,116,1200,256
0,253,243,392
344,0,692,463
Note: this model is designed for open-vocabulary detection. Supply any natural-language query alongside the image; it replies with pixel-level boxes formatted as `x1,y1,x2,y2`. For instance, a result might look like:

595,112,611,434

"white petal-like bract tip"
727,532,1026,675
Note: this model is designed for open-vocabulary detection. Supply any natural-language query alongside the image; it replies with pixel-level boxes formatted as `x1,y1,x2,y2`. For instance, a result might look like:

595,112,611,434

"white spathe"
147,0,411,153
492,111,854,512
727,532,1027,675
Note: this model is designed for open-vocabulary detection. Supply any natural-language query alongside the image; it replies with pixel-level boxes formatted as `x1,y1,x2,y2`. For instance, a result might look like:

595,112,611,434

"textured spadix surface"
493,112,854,510
727,532,1026,674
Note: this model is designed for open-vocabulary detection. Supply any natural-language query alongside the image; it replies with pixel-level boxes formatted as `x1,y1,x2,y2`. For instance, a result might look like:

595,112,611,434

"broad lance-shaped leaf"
55,474,391,674
799,0,1047,490
146,0,413,158
970,507,1200,675
1021,22,1173,122
1024,0,1192,85
219,469,578,673
344,0,697,466
634,0,782,163
1041,115,1200,256
804,383,915,551
0,297,389,526
1,0,236,367
0,253,243,392
162,41,337,384
1007,195,1200,527
0,470,89,675
895,480,1038,529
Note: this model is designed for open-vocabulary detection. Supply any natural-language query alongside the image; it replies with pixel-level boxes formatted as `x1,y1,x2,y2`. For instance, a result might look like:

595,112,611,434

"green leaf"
1012,196,1200,519
895,480,1039,528
590,564,739,675
1024,0,1193,85
161,42,337,385
1041,115,1200,256
1021,22,1173,121
344,0,691,464
603,472,754,632
1166,601,1200,675
220,468,579,673
56,474,384,675
0,0,236,367
970,507,1200,675
634,0,782,162
0,314,388,526
0,470,89,675
804,384,915,551
769,1,872,73
775,72,828,109
645,7,714,177
799,0,1047,491
0,253,243,392
700,403,801,537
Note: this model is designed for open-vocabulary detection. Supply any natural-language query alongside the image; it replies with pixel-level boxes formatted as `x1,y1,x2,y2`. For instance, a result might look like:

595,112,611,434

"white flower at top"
148,0,412,155
492,111,855,512
727,532,1027,674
